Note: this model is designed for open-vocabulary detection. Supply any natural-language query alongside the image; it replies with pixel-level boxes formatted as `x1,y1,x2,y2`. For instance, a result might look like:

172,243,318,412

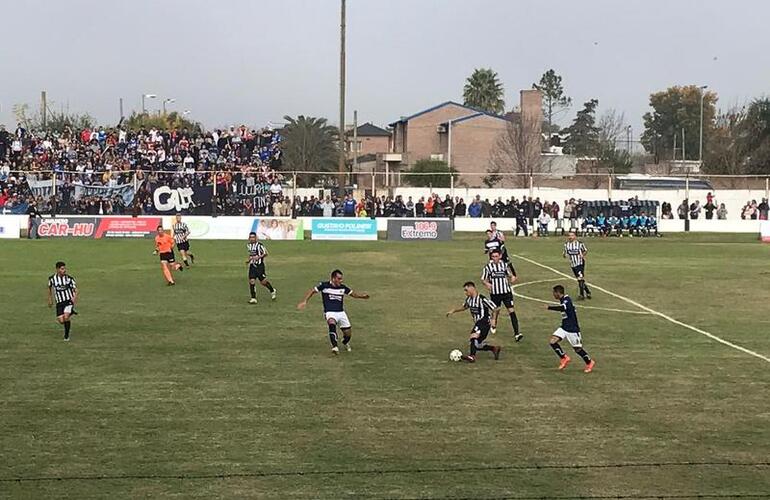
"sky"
1,0,768,138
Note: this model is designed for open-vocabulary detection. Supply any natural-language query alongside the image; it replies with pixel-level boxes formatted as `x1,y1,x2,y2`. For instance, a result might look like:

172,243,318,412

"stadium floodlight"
162,98,176,114
141,93,157,113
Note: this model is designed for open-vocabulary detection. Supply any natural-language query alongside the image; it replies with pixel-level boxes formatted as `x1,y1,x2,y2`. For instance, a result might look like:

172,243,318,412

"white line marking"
513,254,770,364
513,278,652,315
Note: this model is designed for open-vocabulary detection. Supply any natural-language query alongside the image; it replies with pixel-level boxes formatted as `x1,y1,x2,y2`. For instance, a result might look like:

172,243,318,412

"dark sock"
249,284,256,298
183,258,189,266
509,311,520,335
551,342,566,358
578,280,585,296
263,281,275,293
583,283,591,295
64,321,71,338
575,348,592,364
329,332,338,348
342,335,351,345
469,340,478,356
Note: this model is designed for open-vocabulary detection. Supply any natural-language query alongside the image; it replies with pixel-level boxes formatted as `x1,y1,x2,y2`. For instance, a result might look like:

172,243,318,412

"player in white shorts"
546,284,596,373
297,269,370,354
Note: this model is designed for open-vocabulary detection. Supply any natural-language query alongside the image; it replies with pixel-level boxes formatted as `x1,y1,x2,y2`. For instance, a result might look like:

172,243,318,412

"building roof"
445,112,509,126
389,101,508,127
347,122,391,137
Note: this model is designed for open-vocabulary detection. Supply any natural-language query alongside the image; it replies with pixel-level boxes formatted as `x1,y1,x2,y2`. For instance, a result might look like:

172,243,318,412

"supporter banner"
165,216,304,240
38,217,98,238
311,218,377,241
387,219,452,241
0,215,23,239
94,217,161,238
28,178,139,205
153,185,213,214
761,221,770,242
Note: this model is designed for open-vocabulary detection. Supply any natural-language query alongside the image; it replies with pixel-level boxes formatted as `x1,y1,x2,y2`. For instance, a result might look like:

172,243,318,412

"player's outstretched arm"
297,289,317,310
446,304,467,317
546,303,565,312
350,291,370,300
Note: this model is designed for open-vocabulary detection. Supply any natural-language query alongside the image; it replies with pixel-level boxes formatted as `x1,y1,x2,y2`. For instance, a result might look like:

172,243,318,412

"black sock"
183,258,189,266
342,335,351,345
64,321,71,338
469,340,478,356
509,311,519,335
249,284,256,298
263,281,275,293
329,332,338,348
583,283,591,295
575,348,592,364
551,342,566,358
578,280,585,296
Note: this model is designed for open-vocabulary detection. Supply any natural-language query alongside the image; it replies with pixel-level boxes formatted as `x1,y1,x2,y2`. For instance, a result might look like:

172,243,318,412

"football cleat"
558,355,571,370
190,254,195,264
249,298,257,304
344,343,351,352
167,282,176,286
331,346,340,355
584,360,596,373
461,354,476,363
514,333,524,342
490,327,497,335
271,289,277,301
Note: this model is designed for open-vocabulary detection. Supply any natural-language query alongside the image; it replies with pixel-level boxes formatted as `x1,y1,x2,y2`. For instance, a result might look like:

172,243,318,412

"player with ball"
446,281,501,363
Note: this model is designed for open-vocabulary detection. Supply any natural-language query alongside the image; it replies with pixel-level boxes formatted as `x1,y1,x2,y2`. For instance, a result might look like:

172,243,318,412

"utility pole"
41,91,47,130
119,98,124,121
338,0,347,183
353,110,358,174
699,85,708,164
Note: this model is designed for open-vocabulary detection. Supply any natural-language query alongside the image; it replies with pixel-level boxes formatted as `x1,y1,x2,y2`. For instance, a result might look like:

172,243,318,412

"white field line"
513,254,770,364
513,278,652,315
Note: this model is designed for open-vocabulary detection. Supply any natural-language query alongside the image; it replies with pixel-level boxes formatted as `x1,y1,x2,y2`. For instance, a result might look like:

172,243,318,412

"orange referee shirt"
155,233,175,253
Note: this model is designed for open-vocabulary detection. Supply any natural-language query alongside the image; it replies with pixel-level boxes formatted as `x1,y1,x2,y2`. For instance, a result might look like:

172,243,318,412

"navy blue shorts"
571,264,585,278
249,264,266,281
471,319,491,341
177,241,190,252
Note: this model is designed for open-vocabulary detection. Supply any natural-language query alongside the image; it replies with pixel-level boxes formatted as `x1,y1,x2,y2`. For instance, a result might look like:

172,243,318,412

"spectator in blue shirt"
343,195,356,217
468,198,482,218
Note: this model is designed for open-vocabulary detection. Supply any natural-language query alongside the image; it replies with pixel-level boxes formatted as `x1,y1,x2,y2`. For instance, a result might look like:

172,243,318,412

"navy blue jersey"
549,295,580,332
314,281,352,312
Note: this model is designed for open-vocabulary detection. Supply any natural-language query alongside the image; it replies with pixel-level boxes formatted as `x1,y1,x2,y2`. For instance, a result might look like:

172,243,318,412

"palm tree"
463,68,505,115
281,115,339,183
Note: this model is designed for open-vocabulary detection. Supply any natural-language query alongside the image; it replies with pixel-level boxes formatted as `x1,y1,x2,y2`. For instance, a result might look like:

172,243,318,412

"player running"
563,230,592,300
546,284,595,373
154,225,183,286
485,224,513,272
446,281,502,363
246,232,276,303
172,214,195,267
47,261,78,341
297,269,370,355
482,248,522,342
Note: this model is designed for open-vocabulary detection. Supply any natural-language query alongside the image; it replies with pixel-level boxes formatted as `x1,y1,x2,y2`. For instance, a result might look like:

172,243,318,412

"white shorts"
553,328,582,348
324,311,351,329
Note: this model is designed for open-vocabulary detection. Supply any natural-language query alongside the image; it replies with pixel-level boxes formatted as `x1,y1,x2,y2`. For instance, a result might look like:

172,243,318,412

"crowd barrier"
1,214,768,241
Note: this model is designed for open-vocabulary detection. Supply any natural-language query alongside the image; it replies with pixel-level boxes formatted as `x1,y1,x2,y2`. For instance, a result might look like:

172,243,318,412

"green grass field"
1,234,769,499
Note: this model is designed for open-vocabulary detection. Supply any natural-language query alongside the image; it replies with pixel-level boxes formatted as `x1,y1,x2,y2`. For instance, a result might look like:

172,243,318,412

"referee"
47,261,78,341
563,231,592,300
482,248,522,342
172,214,195,267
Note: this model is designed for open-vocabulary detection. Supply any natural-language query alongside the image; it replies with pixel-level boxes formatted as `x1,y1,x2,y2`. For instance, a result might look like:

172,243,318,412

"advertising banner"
38,217,98,238
761,221,770,242
311,218,377,241
387,219,452,241
0,215,23,239
165,217,304,240
95,217,161,238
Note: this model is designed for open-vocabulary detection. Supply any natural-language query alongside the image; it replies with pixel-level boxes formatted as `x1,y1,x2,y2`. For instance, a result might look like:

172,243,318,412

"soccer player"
246,231,276,303
154,225,183,286
546,284,595,373
446,281,502,363
297,269,370,354
563,230,591,300
172,214,195,267
481,249,523,342
47,261,78,341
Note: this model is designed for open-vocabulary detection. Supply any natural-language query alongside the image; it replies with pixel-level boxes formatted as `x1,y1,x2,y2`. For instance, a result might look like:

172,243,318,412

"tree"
123,111,202,133
403,159,457,188
596,109,632,175
488,114,544,187
13,102,94,134
463,68,505,115
563,99,600,156
532,69,571,134
281,115,339,184
704,99,770,177
640,85,717,162
741,98,770,174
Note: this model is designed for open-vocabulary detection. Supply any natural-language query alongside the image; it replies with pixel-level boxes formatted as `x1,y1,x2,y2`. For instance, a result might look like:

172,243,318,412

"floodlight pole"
338,0,347,184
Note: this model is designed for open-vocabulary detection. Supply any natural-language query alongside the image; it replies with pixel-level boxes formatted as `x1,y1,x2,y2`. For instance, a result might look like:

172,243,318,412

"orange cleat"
584,360,595,373
558,355,571,371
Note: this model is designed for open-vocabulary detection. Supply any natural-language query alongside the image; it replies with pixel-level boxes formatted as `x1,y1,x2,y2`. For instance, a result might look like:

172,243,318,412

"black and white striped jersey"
564,240,587,267
172,222,190,244
484,237,504,255
491,229,505,241
464,294,496,322
247,242,267,266
48,274,77,304
481,261,515,295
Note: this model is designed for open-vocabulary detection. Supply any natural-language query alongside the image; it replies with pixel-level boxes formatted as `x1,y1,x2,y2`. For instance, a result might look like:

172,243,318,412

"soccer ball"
449,349,463,362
